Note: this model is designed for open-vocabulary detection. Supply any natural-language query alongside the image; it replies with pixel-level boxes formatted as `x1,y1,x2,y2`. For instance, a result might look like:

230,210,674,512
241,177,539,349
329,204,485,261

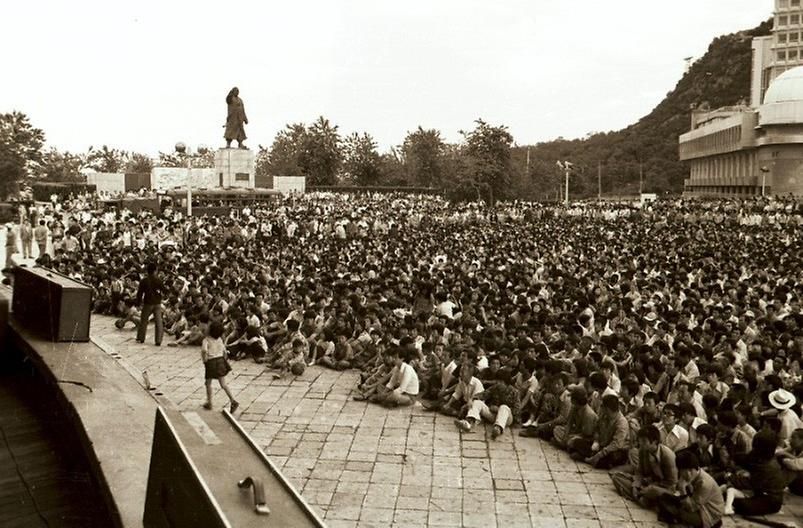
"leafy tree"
298,117,342,185
401,127,445,187
0,141,25,199
259,123,306,177
0,111,45,197
255,145,271,180
39,148,84,182
85,145,129,173
377,149,407,186
460,119,514,205
442,145,480,202
126,152,154,174
343,132,381,186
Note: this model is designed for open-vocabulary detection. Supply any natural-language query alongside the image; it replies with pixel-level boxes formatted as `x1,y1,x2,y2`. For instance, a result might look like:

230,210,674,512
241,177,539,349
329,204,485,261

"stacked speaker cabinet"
11,267,92,342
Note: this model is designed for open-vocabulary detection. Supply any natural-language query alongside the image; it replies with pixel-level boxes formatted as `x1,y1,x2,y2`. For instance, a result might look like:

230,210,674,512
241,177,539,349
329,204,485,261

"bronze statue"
224,87,248,149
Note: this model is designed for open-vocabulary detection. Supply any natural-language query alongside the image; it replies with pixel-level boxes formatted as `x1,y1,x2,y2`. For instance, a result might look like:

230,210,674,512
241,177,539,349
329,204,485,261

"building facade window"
779,50,788,61
791,32,800,41
793,14,801,25
792,0,800,7
780,0,789,7
779,15,789,26
779,32,788,43
789,49,799,60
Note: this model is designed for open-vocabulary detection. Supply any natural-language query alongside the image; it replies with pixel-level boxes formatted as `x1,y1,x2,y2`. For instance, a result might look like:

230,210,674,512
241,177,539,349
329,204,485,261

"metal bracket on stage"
237,477,270,515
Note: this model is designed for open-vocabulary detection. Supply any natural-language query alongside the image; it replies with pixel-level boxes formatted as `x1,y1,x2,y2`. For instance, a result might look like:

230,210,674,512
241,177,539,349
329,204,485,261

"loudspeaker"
12,267,92,342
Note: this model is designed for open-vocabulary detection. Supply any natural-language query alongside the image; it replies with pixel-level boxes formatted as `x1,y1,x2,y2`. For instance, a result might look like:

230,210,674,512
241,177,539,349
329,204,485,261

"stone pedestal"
214,148,255,188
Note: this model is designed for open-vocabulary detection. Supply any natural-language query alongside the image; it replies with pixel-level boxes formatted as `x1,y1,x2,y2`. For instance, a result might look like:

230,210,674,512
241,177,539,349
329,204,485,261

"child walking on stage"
201,321,239,413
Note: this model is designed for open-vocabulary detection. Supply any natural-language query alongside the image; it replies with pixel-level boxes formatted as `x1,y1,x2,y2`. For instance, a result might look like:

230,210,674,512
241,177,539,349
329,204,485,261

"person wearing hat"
769,388,803,444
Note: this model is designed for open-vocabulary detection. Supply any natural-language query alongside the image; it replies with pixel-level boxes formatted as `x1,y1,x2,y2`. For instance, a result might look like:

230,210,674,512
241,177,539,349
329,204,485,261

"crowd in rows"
8,191,803,527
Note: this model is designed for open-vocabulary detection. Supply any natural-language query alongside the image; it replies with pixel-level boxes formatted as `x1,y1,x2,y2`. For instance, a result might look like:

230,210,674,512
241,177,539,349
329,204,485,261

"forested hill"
518,18,773,198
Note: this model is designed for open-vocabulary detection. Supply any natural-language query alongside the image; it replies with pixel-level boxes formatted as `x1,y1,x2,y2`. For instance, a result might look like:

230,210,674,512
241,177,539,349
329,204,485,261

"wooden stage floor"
0,361,111,527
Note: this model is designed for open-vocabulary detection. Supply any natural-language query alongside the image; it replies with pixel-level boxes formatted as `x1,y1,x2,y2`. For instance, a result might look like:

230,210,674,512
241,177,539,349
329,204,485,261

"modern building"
680,0,803,197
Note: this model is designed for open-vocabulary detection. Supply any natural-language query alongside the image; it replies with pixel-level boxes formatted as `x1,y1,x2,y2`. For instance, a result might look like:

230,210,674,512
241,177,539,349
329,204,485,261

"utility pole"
526,147,530,176
565,166,569,205
639,161,644,195
597,161,602,200
557,160,572,205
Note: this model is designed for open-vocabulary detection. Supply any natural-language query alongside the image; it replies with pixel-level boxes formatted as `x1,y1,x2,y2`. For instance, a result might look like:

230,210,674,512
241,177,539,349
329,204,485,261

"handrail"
237,477,270,515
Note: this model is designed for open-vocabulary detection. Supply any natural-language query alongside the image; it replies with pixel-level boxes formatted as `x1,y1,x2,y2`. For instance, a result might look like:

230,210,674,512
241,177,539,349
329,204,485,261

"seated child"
370,347,419,408
272,338,307,379
454,370,520,439
354,350,394,401
115,298,141,330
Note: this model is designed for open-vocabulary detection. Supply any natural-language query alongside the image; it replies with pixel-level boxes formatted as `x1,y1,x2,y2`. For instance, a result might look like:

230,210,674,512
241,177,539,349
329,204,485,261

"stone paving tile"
92,315,803,528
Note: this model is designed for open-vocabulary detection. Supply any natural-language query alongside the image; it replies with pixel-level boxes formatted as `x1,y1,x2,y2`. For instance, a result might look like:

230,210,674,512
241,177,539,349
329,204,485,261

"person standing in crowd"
136,261,164,346
19,218,32,259
33,219,48,258
4,223,17,268
201,321,238,413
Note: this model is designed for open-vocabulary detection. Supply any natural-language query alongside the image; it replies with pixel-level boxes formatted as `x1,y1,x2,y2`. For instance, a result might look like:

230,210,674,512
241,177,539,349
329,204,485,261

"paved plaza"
90,315,802,528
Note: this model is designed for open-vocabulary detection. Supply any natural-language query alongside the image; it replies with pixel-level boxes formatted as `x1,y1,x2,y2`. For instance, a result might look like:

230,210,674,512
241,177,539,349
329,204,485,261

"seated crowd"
19,191,803,526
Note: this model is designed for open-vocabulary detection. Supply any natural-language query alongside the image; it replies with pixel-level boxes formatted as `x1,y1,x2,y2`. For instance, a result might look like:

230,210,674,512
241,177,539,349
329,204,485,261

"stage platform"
2,286,323,527
0,358,111,527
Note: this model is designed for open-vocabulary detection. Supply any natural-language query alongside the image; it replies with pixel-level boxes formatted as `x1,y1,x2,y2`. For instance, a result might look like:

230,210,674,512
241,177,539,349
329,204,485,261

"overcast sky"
3,0,771,156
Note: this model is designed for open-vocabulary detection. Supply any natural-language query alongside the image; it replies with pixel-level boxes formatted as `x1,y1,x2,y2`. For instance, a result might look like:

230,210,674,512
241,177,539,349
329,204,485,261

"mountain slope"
518,18,773,198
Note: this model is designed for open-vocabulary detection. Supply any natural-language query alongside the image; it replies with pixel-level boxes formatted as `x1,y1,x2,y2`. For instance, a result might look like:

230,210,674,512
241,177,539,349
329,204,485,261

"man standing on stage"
136,261,164,346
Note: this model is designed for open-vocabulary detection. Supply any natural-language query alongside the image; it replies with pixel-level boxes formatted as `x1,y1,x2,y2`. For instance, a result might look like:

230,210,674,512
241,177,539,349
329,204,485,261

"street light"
557,160,573,205
759,166,770,197
175,142,192,216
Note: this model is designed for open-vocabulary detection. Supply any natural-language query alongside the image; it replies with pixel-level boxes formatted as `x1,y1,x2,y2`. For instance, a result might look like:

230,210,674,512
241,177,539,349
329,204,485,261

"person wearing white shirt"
434,292,456,319
656,404,690,452
377,348,419,407
443,363,484,416
441,358,459,390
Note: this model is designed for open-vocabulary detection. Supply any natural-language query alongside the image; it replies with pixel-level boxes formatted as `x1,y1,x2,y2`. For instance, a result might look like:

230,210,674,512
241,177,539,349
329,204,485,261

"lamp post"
175,142,192,216
759,166,770,197
557,161,573,205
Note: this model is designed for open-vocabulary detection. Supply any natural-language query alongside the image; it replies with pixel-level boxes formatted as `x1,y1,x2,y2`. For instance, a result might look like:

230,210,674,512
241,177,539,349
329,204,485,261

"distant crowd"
6,191,803,526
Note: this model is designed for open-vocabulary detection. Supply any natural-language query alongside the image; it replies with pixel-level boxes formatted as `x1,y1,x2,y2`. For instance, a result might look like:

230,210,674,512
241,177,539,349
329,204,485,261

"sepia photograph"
1,1,802,527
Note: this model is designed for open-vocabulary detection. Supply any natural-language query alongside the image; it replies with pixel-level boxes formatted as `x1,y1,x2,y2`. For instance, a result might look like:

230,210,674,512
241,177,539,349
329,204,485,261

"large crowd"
7,191,803,527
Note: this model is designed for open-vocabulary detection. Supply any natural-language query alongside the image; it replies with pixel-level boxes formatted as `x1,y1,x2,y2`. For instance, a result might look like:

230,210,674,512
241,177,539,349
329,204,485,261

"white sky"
2,0,771,156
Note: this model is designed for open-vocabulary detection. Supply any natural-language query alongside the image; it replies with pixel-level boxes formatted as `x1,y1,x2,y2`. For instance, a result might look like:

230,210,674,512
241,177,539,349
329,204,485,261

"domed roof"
764,66,803,104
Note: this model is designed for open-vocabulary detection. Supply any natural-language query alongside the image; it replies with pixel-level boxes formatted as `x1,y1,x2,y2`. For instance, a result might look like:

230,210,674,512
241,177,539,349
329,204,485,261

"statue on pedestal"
224,87,248,149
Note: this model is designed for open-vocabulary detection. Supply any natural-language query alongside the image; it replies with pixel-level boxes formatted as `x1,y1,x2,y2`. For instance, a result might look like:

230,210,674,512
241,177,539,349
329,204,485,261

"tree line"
0,18,771,203
0,111,218,198
1,111,541,204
